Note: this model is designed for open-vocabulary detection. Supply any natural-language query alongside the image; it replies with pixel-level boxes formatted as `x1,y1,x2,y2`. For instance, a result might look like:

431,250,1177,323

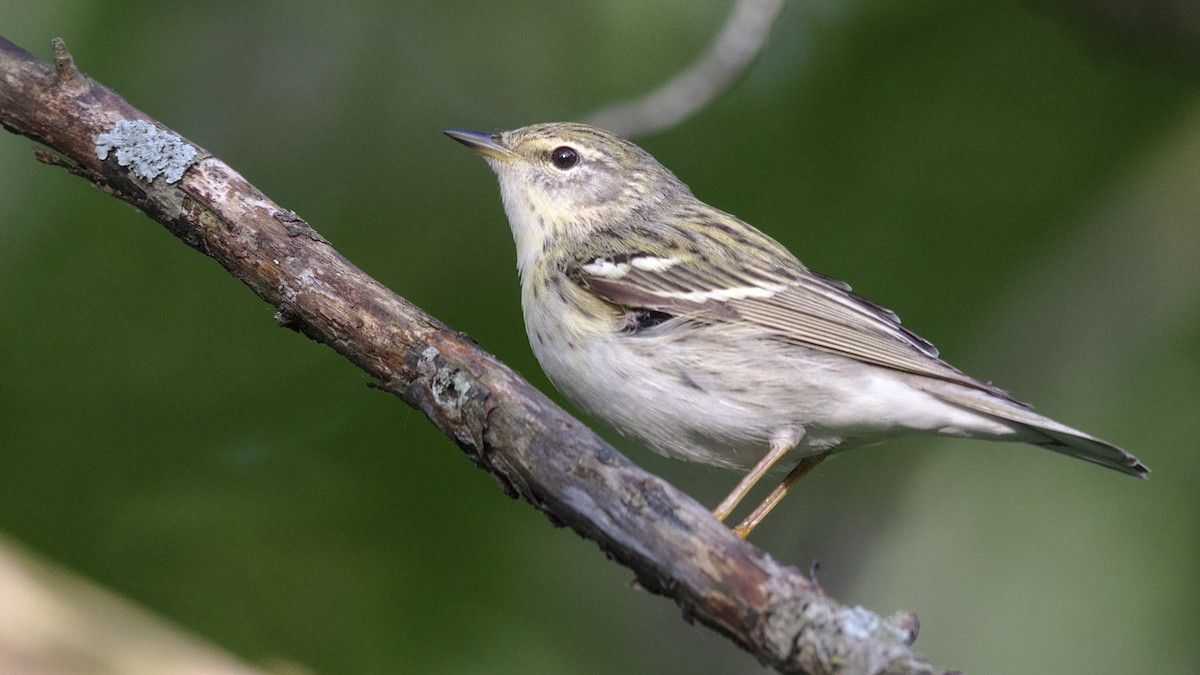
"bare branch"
584,0,786,137
0,535,270,675
0,35,951,675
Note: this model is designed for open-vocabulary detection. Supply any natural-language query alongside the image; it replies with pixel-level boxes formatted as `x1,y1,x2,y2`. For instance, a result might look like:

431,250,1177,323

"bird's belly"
524,302,1019,471
536,338,779,466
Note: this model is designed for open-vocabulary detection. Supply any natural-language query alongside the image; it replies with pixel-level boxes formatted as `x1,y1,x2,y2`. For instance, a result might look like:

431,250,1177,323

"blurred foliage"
1,1,1198,673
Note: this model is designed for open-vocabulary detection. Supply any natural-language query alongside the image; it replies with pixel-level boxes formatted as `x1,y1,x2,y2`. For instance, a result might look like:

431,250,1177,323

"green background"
2,1,1198,673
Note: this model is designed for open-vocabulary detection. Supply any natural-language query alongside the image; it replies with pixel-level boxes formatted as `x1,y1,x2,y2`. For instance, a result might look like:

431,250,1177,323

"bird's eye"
550,146,579,170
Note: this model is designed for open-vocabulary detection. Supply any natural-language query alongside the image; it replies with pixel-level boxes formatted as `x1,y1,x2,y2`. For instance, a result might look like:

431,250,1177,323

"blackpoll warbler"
446,123,1147,537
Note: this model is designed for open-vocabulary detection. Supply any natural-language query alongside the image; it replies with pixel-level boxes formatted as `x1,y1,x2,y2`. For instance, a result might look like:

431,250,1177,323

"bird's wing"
566,216,1026,404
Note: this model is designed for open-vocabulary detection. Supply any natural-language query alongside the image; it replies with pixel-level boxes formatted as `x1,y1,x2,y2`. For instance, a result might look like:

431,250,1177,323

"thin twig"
584,0,786,137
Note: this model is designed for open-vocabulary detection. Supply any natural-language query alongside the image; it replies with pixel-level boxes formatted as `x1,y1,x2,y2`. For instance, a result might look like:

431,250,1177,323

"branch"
0,536,269,674
0,36,950,675
584,0,786,137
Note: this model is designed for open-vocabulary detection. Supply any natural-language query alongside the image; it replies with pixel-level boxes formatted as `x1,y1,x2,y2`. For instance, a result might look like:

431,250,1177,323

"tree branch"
0,36,950,675
584,0,786,137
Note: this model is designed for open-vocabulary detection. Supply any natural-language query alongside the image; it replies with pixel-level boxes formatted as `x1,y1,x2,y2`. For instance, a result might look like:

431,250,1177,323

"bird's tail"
928,387,1149,478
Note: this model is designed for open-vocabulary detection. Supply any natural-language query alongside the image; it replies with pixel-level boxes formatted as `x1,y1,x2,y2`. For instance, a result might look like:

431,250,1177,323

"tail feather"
1030,427,1148,478
927,387,1149,478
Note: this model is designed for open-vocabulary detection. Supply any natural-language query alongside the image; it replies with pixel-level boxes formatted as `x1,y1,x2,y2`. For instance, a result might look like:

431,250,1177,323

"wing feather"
567,215,1027,405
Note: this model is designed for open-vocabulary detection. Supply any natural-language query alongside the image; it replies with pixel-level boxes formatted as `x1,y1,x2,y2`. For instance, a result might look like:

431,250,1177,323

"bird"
445,122,1148,538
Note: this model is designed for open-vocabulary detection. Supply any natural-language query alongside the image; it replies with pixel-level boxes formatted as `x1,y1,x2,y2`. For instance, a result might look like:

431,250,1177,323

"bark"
0,36,952,675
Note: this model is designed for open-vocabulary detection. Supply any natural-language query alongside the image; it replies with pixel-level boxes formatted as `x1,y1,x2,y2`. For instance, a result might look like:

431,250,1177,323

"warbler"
445,122,1148,537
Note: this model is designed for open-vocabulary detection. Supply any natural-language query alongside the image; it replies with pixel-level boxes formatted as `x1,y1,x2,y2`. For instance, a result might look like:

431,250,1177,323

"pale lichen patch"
95,119,197,183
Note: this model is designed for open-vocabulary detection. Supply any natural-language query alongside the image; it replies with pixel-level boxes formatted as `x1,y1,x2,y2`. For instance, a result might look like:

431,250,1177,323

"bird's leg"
732,451,830,539
712,427,803,523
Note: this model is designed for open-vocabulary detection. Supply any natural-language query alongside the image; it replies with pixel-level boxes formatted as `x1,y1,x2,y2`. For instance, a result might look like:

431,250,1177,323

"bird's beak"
444,129,513,161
